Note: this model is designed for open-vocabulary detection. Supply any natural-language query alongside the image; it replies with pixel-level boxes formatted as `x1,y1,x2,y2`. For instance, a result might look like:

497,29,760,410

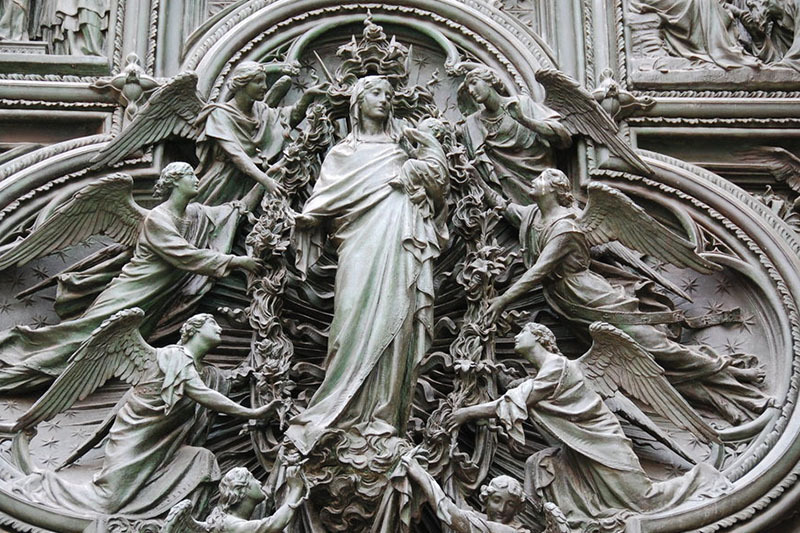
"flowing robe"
630,0,760,68
286,137,448,455
518,208,770,422
37,0,109,55
13,346,220,519
496,357,730,533
460,95,568,204
195,100,293,205
0,202,240,392
764,0,800,71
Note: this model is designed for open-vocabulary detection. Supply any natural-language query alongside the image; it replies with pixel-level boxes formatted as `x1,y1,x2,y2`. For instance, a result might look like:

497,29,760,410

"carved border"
616,152,800,532
0,0,125,82
183,0,557,101
607,0,800,100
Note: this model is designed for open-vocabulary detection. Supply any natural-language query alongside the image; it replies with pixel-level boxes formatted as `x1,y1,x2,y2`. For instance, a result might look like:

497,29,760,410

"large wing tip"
589,321,639,346
92,307,145,335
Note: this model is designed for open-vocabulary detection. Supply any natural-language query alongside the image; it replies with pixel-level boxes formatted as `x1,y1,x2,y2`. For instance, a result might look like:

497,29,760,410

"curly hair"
205,468,258,532
521,322,561,354
540,168,574,207
153,161,192,199
228,61,265,93
479,475,527,515
179,313,215,344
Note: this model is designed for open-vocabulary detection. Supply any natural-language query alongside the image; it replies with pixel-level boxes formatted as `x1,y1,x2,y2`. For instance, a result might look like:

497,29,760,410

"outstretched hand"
444,407,469,433
232,256,265,275
262,176,286,197
484,296,507,325
253,398,282,419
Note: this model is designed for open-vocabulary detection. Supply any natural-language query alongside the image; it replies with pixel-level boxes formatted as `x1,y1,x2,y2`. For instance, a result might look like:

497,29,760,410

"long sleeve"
142,210,234,278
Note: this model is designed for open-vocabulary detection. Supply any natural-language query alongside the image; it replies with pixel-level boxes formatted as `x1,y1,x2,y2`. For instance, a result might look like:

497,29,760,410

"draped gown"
0,202,241,392
286,136,448,455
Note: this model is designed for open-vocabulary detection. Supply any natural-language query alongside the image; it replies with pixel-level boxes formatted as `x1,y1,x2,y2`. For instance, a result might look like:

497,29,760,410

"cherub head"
153,162,197,200
217,467,266,512
479,475,527,524
531,168,574,207
417,117,448,143
179,313,222,350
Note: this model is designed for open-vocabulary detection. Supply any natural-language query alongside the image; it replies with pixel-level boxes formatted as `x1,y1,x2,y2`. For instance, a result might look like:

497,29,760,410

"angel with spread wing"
163,466,306,533
0,162,262,393
485,168,771,424
456,65,651,205
90,61,327,205
5,309,278,517
447,321,731,533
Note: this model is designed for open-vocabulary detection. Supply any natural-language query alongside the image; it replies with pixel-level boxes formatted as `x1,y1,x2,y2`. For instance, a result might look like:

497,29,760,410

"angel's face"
484,490,518,524
197,318,223,347
176,170,200,198
514,329,539,357
466,77,492,103
245,475,267,503
530,174,551,199
245,72,268,101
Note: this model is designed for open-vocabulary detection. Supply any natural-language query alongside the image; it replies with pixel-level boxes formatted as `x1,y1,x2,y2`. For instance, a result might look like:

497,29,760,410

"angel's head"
154,162,197,200
229,61,268,101
179,313,222,349
516,322,562,363
479,475,526,524
461,66,508,105
532,168,574,207
218,467,266,512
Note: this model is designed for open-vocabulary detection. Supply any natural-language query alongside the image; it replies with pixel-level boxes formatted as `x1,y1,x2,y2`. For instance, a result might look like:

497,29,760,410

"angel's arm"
455,398,503,425
475,179,527,227
215,138,280,193
241,184,265,213
227,482,305,533
497,233,573,305
287,86,326,128
507,97,572,148
142,214,236,277
183,377,272,418
406,460,483,533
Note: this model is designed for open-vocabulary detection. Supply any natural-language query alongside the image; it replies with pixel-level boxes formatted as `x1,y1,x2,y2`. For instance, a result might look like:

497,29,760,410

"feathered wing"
162,500,213,533
741,146,800,192
535,69,653,176
578,322,720,444
265,74,293,107
90,71,206,169
0,174,148,271
579,182,720,274
9,308,157,431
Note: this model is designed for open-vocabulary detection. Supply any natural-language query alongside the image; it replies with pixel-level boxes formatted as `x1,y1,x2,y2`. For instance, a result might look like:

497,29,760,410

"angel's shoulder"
156,344,193,370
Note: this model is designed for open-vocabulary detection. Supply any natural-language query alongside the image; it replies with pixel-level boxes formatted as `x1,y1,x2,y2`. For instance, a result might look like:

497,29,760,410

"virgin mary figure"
285,76,449,455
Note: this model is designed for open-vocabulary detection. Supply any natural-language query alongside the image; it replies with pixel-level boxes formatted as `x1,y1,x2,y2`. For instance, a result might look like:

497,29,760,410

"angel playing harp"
90,61,327,205
456,65,652,205
0,162,262,393
447,321,732,533
484,168,771,425
3,310,278,517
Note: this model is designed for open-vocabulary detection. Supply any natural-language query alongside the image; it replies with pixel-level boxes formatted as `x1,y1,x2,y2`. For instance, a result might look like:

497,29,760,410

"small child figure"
390,117,450,217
